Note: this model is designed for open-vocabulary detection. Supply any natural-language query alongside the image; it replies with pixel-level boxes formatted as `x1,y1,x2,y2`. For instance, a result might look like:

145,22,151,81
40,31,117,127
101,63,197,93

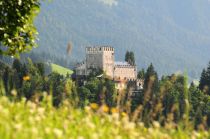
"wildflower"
14,123,22,131
121,112,127,117
112,113,120,121
148,128,153,134
1,108,9,116
102,105,109,113
143,127,147,132
124,122,135,130
37,108,45,115
27,101,36,109
45,127,51,134
23,75,30,81
92,133,99,139
29,109,35,114
90,103,99,110
138,122,144,128
87,122,96,129
28,117,35,124
77,136,84,139
111,108,119,114
53,128,63,138
153,121,160,129
31,127,38,135
85,106,91,113
11,90,17,96
115,135,122,139
192,131,201,138
35,115,41,122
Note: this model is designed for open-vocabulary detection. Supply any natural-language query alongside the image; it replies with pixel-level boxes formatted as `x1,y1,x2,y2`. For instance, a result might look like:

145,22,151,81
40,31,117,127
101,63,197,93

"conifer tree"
199,62,210,95
138,69,145,79
125,51,135,65
143,63,158,94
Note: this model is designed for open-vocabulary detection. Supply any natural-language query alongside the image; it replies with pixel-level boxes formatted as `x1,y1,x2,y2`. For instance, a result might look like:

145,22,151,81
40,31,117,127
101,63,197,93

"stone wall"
114,65,137,80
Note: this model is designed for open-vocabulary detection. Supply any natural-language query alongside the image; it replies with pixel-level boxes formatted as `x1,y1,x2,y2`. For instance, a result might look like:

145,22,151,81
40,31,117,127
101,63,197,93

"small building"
114,61,137,81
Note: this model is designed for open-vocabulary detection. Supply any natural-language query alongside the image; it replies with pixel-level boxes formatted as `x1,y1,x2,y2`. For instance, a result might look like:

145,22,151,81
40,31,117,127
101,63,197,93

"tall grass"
0,94,209,139
0,74,209,138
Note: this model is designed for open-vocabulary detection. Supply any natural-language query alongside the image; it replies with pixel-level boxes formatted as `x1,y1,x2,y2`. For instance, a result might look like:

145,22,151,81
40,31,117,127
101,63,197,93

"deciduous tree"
0,0,41,56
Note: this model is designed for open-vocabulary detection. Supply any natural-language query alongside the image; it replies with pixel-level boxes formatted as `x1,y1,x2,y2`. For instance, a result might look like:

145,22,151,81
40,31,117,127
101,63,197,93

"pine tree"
199,62,210,95
125,51,135,65
138,69,145,79
199,69,207,91
143,63,158,94
125,51,129,62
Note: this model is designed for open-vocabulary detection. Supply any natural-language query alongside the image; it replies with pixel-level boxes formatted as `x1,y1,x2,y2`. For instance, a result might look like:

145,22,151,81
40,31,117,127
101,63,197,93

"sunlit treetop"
0,0,41,57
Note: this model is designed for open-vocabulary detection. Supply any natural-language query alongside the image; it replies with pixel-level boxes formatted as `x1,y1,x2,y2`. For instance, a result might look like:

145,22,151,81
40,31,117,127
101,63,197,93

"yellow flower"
102,105,109,113
23,76,30,81
111,108,119,114
121,112,127,117
90,103,99,110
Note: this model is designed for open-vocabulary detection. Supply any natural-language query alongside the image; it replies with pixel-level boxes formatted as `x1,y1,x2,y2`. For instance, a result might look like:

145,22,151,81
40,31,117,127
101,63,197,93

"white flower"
153,121,160,128
77,136,84,139
11,90,17,96
53,128,63,138
14,123,22,130
45,127,51,134
37,108,45,115
31,127,38,135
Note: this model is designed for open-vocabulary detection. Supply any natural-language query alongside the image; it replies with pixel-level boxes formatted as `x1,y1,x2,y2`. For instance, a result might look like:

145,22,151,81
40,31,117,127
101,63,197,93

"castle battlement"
86,46,114,52
114,62,136,68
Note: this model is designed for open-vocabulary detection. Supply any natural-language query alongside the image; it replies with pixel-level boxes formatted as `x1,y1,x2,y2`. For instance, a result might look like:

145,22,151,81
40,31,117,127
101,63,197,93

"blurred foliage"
0,96,209,138
1,58,210,130
0,0,41,56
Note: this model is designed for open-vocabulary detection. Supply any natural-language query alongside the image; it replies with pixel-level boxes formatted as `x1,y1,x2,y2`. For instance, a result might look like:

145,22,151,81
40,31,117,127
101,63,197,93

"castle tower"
86,46,114,78
102,47,115,78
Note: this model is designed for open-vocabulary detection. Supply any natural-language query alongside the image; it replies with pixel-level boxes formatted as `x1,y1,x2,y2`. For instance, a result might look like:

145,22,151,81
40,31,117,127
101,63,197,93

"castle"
75,46,137,81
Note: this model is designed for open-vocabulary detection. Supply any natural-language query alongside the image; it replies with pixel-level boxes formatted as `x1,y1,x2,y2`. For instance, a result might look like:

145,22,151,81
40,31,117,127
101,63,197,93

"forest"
1,58,210,131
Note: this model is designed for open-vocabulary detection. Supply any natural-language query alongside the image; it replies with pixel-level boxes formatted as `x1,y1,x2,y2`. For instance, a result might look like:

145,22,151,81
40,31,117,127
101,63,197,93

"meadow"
51,63,73,76
0,93,209,139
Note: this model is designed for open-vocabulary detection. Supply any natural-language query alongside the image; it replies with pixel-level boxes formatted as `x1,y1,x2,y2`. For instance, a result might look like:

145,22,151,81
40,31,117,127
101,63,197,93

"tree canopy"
199,62,210,95
0,0,41,56
125,51,135,65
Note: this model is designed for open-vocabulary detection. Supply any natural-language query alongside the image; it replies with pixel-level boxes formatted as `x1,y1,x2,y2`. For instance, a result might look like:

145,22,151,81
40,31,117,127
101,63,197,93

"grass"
0,95,209,139
51,63,73,76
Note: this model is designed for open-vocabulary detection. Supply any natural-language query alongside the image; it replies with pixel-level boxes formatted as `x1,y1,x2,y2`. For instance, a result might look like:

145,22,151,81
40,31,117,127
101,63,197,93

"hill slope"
34,0,210,79
51,63,73,76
